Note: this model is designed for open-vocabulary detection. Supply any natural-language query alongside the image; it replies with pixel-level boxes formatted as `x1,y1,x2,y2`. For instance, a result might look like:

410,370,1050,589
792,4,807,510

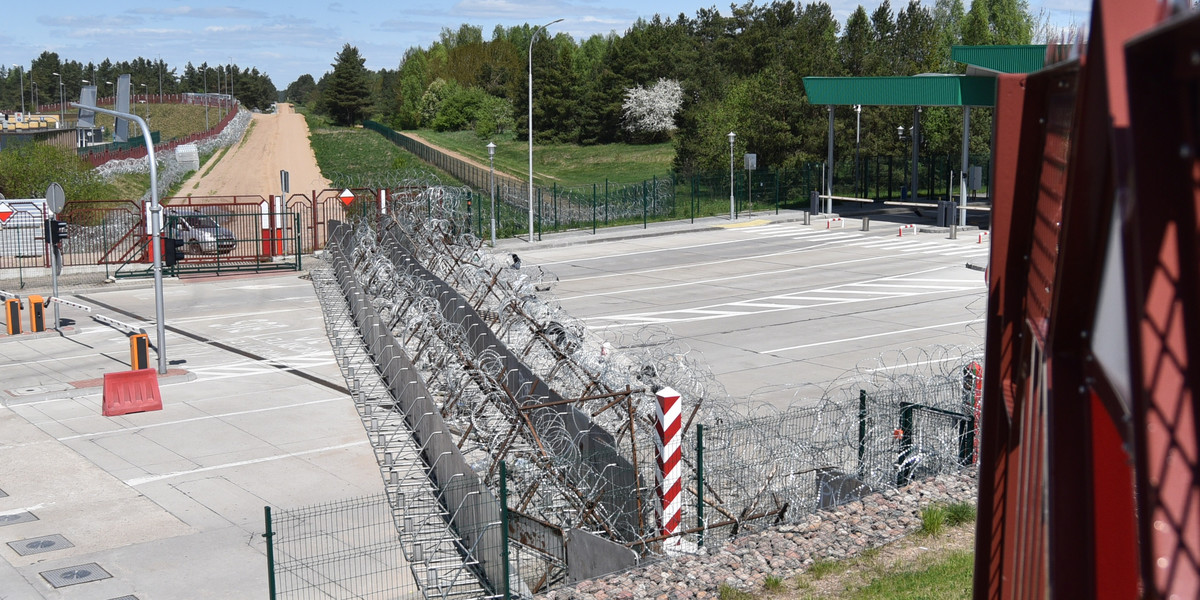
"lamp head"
487,141,496,156
727,131,735,143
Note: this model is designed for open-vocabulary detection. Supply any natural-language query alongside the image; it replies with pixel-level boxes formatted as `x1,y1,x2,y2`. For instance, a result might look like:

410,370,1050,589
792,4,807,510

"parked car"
166,209,236,255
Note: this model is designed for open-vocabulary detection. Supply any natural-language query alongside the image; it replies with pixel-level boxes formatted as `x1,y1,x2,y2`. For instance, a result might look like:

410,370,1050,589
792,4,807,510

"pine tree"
322,44,372,126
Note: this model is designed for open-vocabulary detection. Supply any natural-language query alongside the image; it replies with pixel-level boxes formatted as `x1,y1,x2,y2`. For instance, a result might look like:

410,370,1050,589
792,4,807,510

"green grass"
305,114,457,188
718,583,754,600
807,559,844,580
410,129,675,187
945,503,977,527
86,102,229,143
848,550,974,599
920,506,948,537
764,575,784,591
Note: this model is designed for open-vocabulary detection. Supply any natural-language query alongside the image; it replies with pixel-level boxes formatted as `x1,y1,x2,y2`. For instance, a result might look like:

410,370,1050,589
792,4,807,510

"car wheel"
188,241,202,255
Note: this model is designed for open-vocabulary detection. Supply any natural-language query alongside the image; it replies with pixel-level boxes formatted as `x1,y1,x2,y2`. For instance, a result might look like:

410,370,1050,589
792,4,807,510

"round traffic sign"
46,182,65,214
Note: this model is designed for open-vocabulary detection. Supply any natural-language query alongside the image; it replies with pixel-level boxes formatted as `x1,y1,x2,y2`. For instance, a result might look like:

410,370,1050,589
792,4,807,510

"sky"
3,0,1092,88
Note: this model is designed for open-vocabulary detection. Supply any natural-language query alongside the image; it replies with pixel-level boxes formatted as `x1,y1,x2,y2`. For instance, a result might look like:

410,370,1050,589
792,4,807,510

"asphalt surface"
0,207,989,597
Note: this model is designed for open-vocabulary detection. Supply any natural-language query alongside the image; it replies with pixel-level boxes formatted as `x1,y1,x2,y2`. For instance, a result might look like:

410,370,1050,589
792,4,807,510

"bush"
0,142,118,202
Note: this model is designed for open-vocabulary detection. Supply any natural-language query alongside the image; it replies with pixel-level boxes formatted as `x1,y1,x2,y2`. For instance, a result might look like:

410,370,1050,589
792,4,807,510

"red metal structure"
975,0,1199,597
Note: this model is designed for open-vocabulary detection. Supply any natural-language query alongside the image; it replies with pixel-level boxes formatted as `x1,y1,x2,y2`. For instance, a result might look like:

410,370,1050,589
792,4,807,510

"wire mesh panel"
269,495,418,600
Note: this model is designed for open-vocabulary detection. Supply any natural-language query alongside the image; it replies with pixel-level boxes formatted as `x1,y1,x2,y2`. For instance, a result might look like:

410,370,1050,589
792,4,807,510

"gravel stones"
539,470,977,599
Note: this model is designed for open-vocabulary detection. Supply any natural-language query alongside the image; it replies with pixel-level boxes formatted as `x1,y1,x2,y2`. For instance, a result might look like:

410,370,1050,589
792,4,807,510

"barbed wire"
93,108,254,204
314,178,985,589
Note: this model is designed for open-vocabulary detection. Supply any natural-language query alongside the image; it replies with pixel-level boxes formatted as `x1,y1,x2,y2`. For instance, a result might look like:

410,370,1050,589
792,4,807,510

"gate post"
312,190,321,250
264,506,277,600
273,195,284,255
260,200,272,257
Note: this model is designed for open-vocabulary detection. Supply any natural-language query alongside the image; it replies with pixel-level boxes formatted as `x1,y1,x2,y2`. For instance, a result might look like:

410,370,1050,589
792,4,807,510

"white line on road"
760,319,983,354
56,396,346,441
124,440,368,486
555,255,886,301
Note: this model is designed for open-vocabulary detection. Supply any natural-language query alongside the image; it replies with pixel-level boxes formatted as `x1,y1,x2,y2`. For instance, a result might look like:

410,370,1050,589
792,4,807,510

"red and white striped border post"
898,224,916,237
826,217,844,229
978,230,990,244
655,386,683,548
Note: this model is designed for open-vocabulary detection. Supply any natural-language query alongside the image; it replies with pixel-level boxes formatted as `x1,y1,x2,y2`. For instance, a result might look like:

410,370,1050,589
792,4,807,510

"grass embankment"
303,113,460,188
721,502,977,600
412,129,674,187
85,102,229,143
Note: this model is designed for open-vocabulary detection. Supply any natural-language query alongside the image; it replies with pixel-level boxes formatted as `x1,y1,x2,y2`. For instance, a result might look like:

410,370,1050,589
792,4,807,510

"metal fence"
266,495,417,599
684,379,976,545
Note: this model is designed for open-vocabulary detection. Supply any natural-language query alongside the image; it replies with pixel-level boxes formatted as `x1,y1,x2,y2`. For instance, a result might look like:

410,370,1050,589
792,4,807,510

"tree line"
0,52,277,115
296,0,1038,176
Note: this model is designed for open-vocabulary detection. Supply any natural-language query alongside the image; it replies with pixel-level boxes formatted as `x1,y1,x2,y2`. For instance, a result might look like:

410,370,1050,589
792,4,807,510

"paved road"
0,271,380,599
509,215,989,409
0,208,989,597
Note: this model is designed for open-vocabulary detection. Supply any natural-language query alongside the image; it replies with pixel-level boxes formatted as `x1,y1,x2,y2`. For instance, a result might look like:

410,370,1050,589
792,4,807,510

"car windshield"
183,215,218,228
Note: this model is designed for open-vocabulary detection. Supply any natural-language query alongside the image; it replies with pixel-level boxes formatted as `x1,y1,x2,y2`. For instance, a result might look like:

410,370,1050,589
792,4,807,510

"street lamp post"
13,65,23,114
528,17,563,243
728,132,736,220
51,71,63,125
32,81,38,112
140,83,148,115
203,65,209,129
488,141,497,247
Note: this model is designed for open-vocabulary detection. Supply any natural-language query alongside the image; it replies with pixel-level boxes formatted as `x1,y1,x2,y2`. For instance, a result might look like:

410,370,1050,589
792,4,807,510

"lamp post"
51,71,63,124
488,141,497,247
528,17,563,242
728,131,736,220
13,65,23,114
32,81,38,112
203,65,209,129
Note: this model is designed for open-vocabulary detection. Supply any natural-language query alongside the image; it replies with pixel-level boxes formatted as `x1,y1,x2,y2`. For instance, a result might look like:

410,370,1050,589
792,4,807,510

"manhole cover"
8,534,73,556
0,511,38,526
40,563,111,588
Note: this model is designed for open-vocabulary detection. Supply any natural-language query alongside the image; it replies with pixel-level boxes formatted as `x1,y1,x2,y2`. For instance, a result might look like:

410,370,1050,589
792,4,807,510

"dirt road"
177,103,330,201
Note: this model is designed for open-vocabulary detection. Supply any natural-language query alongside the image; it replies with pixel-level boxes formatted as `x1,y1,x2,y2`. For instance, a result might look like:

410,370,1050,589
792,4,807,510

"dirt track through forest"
177,103,330,202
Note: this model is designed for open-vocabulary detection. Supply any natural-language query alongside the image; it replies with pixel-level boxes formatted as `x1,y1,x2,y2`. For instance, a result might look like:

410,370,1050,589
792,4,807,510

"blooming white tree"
622,78,683,135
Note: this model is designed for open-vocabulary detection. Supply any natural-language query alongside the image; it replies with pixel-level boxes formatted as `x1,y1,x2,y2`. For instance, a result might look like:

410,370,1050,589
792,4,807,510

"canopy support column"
826,105,834,213
960,106,970,225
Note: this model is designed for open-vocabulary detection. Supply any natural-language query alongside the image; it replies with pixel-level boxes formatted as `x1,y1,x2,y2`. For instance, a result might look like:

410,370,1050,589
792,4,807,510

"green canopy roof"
800,45,1047,107
802,75,998,107
952,45,1047,74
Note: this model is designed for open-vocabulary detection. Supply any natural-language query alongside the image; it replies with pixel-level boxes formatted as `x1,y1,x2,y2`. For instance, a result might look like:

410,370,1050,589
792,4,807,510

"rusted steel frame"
486,421,524,482
517,387,640,412
625,390,645,538
592,387,641,417
686,484,737,523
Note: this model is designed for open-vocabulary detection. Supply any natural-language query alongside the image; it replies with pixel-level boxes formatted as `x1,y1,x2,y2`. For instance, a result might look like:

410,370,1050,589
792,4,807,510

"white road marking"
124,440,369,486
586,267,980,328
56,396,346,441
555,255,886,301
760,319,984,354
